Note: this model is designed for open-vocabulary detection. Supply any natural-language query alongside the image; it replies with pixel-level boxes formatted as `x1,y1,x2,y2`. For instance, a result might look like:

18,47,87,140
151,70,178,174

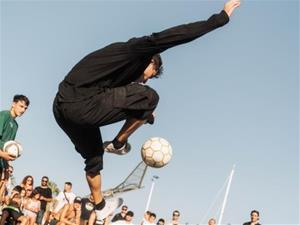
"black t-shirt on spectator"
35,186,52,210
80,198,95,220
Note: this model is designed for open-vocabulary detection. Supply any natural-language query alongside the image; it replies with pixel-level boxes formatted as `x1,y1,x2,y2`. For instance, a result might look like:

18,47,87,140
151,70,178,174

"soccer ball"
141,137,172,168
3,140,23,158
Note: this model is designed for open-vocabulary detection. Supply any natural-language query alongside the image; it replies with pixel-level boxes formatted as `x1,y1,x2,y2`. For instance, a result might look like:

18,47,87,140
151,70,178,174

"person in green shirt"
0,95,30,200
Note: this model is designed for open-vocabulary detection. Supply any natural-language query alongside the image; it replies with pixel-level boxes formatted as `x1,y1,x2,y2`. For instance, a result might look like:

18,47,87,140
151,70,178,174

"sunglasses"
42,180,48,182
173,214,180,217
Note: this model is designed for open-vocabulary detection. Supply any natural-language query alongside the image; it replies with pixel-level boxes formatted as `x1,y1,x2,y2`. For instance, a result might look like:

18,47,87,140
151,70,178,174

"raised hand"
224,0,241,17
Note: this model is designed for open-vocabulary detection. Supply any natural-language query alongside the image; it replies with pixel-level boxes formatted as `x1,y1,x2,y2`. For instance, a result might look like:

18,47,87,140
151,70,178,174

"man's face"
121,206,128,215
41,177,48,186
125,215,133,222
172,212,180,221
142,60,158,82
208,219,216,225
251,212,259,222
149,216,156,223
64,183,71,192
11,100,28,117
74,202,81,210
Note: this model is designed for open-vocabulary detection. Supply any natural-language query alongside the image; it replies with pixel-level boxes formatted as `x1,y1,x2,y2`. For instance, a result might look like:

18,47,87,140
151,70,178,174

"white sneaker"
95,197,123,220
103,141,131,155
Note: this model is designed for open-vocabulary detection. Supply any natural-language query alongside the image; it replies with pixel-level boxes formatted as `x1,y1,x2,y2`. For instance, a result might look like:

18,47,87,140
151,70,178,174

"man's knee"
84,156,103,174
146,88,159,109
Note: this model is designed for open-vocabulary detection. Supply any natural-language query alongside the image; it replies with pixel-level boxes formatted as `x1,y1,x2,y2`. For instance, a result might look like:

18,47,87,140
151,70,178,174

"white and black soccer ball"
141,137,172,168
3,140,23,158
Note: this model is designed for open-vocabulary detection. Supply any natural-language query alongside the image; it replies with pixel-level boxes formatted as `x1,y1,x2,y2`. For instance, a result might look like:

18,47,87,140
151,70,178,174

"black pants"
53,83,159,173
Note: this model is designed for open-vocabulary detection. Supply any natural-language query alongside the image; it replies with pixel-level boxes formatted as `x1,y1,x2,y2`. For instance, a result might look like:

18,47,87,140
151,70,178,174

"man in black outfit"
111,205,128,222
35,176,52,225
53,0,240,220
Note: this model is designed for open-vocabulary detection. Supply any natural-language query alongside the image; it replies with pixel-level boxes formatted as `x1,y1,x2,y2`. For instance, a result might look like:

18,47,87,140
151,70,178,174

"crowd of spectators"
0,172,262,225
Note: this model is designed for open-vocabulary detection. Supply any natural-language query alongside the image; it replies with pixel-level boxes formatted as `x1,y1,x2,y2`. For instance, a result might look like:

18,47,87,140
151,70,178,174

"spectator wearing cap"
111,205,128,222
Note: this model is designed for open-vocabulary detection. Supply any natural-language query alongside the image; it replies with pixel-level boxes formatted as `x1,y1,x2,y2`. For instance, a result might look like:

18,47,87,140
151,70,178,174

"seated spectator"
20,175,34,191
0,165,14,203
141,211,151,225
35,176,53,225
147,213,156,225
50,196,82,225
0,186,28,225
157,218,165,225
53,182,76,214
111,205,128,222
243,210,261,225
111,211,134,225
23,190,41,225
208,218,216,225
168,210,180,225
80,194,95,225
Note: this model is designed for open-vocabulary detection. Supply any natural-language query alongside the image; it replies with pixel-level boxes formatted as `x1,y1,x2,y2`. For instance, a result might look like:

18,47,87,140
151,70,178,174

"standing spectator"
23,190,41,225
21,175,34,191
80,194,95,225
0,95,30,201
111,205,128,222
35,176,53,225
243,210,261,225
168,210,180,225
53,182,76,214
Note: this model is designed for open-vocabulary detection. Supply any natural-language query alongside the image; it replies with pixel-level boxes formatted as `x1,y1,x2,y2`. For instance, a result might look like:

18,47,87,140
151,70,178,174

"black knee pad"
84,156,103,174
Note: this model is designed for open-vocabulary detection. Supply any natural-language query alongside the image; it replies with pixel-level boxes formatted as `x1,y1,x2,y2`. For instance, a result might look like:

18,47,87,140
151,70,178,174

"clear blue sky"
1,1,299,225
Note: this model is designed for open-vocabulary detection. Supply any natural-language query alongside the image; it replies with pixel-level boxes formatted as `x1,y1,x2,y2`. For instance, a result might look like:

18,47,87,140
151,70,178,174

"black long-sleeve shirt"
57,10,229,102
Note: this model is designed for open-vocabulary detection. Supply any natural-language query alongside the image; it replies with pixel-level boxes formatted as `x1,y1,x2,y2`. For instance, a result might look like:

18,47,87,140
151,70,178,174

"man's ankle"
112,138,126,149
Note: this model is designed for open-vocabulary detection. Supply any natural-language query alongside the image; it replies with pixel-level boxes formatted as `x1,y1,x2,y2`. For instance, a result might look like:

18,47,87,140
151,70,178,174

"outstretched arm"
224,0,241,17
128,0,240,55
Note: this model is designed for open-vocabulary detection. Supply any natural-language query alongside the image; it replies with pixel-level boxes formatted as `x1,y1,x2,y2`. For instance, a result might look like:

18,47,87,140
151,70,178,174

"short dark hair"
150,213,156,218
251,210,260,216
157,218,165,224
65,182,72,186
13,94,30,106
12,185,22,193
152,54,163,78
172,210,180,216
30,189,40,198
42,176,49,181
126,211,134,217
